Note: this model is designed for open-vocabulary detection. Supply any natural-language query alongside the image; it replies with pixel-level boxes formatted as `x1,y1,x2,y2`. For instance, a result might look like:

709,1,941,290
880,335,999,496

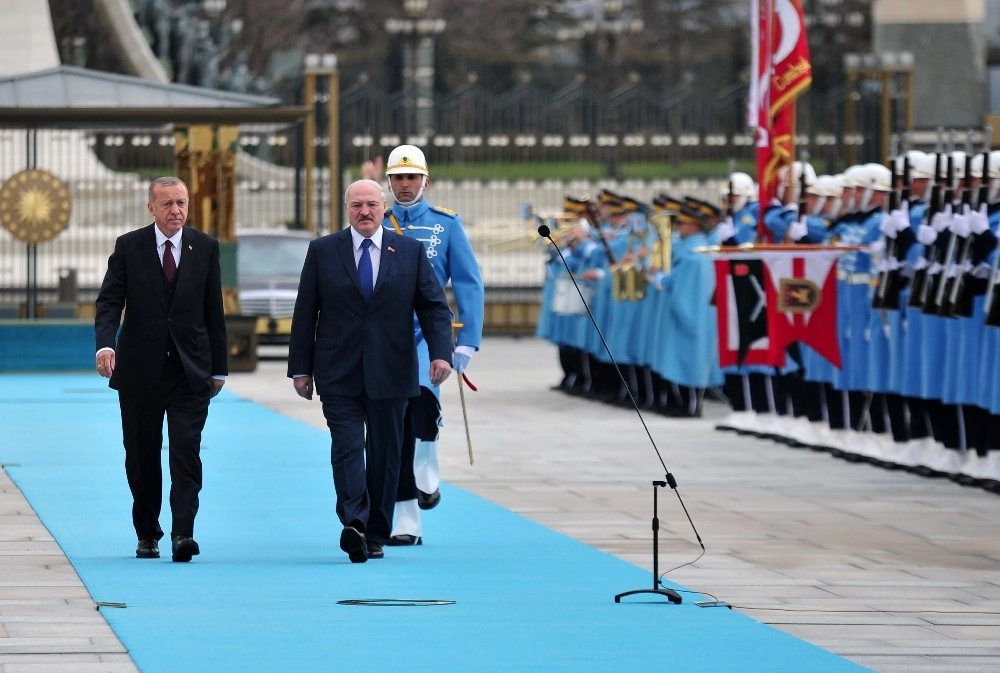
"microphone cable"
538,223,706,569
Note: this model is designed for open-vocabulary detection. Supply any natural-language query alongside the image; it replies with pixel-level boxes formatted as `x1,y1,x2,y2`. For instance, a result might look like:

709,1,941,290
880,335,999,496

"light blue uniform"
385,198,485,529
651,229,722,389
387,200,485,377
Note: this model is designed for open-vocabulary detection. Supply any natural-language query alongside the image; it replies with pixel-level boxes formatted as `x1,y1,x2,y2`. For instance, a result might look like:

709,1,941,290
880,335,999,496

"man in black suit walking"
287,179,453,563
95,176,228,563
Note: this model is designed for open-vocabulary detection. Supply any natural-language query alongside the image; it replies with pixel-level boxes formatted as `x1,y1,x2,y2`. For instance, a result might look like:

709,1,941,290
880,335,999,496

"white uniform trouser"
391,440,439,537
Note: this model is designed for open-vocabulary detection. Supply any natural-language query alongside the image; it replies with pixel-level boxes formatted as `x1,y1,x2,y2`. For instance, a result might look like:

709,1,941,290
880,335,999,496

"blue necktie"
358,238,374,301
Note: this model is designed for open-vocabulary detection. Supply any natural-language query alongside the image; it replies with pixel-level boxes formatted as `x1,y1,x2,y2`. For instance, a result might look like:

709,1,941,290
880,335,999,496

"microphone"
538,224,705,604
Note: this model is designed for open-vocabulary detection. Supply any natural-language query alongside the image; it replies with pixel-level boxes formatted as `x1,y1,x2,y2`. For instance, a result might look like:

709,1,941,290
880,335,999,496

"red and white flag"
761,250,841,368
751,0,812,240
714,249,841,369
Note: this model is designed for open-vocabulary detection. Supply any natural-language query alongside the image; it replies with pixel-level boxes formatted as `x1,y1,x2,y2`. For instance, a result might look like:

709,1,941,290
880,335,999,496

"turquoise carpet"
1,374,873,673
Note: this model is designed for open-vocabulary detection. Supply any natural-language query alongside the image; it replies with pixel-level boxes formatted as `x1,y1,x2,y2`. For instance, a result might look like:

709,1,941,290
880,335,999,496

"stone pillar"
873,0,987,129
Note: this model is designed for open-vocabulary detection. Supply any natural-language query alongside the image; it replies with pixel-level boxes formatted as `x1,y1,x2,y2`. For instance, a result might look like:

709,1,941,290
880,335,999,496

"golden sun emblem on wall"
0,169,72,244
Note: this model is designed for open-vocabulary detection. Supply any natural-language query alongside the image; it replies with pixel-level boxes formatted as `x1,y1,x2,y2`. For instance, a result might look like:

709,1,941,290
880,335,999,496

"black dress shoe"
136,539,160,559
171,536,200,563
416,488,441,510
366,541,384,559
339,526,368,563
387,534,423,546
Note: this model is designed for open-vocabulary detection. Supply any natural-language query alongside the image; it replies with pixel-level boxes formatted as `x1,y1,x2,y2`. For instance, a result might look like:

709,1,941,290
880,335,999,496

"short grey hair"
148,176,187,203
344,178,386,204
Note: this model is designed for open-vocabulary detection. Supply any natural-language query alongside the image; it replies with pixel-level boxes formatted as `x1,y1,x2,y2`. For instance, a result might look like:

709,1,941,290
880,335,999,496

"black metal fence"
1,79,882,328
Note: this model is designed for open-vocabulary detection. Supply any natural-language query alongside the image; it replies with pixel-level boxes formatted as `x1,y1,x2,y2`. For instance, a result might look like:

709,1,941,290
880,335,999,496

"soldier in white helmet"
381,144,485,546
715,171,759,245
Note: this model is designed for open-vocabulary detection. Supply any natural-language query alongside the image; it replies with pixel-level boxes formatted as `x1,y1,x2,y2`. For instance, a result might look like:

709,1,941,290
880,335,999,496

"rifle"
924,132,961,315
947,129,992,317
873,136,907,310
726,158,736,221
937,131,976,316
785,155,810,243
910,140,945,309
985,230,1000,326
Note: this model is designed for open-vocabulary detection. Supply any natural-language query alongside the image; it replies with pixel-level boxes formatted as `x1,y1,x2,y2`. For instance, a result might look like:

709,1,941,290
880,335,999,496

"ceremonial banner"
760,249,841,369
752,0,812,240
714,257,772,368
714,248,841,369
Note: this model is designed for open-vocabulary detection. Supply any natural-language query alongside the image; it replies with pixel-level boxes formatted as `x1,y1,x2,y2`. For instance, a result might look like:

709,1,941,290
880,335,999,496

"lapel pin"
387,246,395,253
187,245,193,251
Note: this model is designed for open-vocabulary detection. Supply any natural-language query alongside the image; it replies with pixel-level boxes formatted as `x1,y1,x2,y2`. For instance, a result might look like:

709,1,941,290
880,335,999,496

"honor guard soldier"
715,171,760,245
382,144,485,546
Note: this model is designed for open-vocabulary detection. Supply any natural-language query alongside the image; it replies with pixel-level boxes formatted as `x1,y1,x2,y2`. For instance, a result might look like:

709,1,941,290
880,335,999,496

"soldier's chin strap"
387,176,428,208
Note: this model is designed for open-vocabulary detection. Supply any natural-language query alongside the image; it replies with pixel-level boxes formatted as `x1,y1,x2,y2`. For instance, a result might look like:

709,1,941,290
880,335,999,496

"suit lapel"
177,228,197,287
336,231,365,298
375,231,399,296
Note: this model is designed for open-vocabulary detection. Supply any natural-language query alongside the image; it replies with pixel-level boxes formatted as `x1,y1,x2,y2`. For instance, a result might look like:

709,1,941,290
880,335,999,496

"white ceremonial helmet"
385,144,429,176
861,163,893,192
896,150,933,180
720,171,757,211
777,161,817,202
990,150,1000,179
384,144,429,205
852,163,891,210
806,174,840,215
839,164,867,190
969,151,1000,180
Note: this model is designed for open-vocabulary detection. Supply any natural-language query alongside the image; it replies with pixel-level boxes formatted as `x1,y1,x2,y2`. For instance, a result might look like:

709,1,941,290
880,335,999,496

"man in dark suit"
95,176,228,563
287,179,453,563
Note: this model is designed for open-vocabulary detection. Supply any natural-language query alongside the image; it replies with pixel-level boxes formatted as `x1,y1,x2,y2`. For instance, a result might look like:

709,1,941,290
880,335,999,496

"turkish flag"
752,0,812,240
760,250,841,369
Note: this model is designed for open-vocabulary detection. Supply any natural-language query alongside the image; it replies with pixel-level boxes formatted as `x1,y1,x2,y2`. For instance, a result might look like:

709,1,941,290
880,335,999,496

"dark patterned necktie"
358,238,373,301
163,240,177,283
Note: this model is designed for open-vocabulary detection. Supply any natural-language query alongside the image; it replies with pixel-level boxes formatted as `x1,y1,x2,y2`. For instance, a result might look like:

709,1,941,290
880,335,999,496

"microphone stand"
614,480,682,604
538,223,702,605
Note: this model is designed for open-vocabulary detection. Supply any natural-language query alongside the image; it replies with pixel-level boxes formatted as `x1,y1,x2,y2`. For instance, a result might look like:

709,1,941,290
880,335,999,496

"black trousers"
119,354,210,541
322,393,408,545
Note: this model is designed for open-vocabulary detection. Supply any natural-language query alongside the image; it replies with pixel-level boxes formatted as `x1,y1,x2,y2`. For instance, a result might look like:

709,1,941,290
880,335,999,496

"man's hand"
96,350,115,378
360,156,383,180
429,359,452,387
293,375,314,400
210,379,225,398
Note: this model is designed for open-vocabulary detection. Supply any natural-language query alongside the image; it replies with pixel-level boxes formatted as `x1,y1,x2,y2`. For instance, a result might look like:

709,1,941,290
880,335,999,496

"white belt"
837,271,871,285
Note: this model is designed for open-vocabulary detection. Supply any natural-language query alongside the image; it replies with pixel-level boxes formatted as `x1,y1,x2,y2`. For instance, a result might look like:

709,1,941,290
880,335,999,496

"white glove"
972,263,993,279
970,202,990,235
715,216,736,242
893,201,912,233
453,345,476,373
788,215,808,242
783,203,799,217
868,238,885,255
917,223,938,246
950,205,971,238
879,213,898,239
930,206,952,233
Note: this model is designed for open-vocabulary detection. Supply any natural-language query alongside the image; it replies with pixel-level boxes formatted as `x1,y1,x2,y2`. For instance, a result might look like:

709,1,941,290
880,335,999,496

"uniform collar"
392,199,430,222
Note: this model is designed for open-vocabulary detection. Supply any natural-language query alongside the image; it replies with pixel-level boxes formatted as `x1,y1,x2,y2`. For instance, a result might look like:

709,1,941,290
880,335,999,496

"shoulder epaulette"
430,204,458,218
